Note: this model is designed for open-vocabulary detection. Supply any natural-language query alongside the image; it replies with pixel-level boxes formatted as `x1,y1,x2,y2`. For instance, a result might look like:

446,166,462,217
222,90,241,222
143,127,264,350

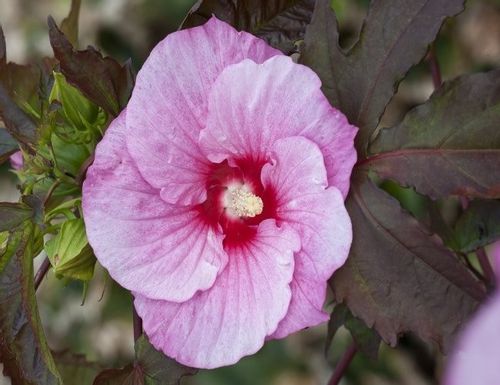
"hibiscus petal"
83,111,228,302
125,17,281,206
199,55,357,198
261,136,352,338
134,219,300,369
443,291,500,385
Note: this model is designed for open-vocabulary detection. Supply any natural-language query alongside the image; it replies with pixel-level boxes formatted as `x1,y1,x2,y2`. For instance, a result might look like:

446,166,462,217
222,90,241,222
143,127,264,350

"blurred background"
1,0,500,384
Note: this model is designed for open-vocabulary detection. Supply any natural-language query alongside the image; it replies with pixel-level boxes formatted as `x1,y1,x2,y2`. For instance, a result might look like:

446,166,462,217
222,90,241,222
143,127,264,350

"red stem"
477,248,496,289
328,343,358,385
426,46,442,89
34,257,51,291
133,306,143,342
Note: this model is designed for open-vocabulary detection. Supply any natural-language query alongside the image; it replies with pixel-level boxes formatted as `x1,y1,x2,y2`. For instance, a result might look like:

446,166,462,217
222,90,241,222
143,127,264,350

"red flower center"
198,158,277,248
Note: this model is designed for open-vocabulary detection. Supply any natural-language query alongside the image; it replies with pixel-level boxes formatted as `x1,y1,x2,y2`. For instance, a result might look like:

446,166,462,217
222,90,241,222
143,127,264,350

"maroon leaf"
367,70,500,199
48,17,134,117
331,170,486,351
183,0,316,54
93,365,143,385
301,0,464,154
0,224,62,385
327,303,381,360
0,26,43,145
0,127,18,164
0,202,33,232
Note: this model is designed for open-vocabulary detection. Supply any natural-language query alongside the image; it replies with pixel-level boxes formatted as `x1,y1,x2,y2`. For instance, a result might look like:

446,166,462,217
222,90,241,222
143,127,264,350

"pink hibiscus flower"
443,242,500,385
83,17,357,369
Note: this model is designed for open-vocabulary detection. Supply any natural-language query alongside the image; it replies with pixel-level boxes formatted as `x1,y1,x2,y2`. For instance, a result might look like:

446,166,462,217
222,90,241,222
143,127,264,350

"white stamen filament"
224,186,263,218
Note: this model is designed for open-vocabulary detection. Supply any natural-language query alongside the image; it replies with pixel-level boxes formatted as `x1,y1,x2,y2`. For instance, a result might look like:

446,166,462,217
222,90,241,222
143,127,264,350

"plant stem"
426,45,442,89
133,306,143,342
43,179,62,207
328,343,358,385
34,257,51,291
477,248,496,289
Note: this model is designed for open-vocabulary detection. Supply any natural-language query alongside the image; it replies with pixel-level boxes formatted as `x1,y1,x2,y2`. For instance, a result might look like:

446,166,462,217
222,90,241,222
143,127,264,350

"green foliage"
50,72,104,143
183,0,316,54
301,0,465,155
45,218,96,281
0,224,62,384
59,0,82,47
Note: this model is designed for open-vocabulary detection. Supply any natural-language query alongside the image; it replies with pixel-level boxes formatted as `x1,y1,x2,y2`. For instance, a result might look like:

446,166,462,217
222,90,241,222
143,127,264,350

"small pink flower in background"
443,293,500,385
443,241,500,385
487,240,500,274
83,17,357,368
9,150,23,170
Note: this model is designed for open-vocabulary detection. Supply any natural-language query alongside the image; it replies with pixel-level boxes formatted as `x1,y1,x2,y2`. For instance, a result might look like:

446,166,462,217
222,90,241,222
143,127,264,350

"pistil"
224,185,263,218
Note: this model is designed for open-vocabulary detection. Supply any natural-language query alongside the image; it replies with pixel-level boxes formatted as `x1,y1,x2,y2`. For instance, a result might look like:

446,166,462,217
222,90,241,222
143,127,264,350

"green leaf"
367,70,500,199
0,224,62,384
183,0,316,54
300,0,464,154
135,335,197,385
60,0,82,47
54,351,102,385
0,127,18,165
0,202,33,232
93,365,144,385
49,72,100,134
326,303,381,360
454,200,500,253
331,170,485,351
45,218,96,281
48,17,134,117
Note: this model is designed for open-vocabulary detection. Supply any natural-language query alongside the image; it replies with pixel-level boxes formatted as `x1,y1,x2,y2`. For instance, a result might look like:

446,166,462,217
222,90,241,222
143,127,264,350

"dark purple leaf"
135,335,197,384
0,128,18,164
367,70,500,199
0,202,34,232
0,27,41,145
93,365,143,385
331,170,486,351
183,0,316,54
301,0,464,154
327,303,381,360
0,224,62,385
92,335,196,385
48,17,134,117
0,85,37,145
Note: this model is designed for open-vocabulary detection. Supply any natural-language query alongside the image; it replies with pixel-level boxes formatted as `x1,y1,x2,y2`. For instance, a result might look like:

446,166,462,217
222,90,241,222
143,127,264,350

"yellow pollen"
225,186,264,218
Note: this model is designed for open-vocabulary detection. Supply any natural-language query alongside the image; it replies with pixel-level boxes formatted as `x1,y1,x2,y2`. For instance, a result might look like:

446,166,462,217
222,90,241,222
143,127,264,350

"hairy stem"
34,257,51,291
328,343,358,385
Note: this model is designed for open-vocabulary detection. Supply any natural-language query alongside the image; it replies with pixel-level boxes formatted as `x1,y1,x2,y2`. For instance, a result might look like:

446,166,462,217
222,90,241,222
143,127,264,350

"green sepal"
45,218,95,281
